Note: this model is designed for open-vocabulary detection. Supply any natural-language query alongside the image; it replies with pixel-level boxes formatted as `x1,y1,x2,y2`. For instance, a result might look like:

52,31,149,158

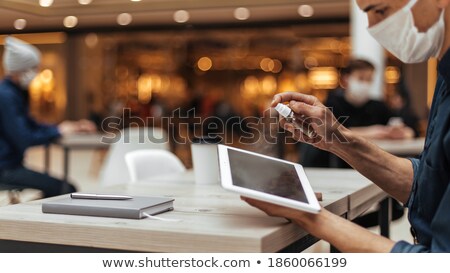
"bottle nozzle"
274,103,292,118
273,103,317,138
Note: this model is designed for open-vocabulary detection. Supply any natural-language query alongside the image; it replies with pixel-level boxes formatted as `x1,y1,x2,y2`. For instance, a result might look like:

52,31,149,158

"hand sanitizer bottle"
274,103,316,138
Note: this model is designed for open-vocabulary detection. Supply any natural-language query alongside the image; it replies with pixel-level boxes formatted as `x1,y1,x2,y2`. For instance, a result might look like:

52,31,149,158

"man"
302,58,414,168
244,0,450,252
0,37,95,198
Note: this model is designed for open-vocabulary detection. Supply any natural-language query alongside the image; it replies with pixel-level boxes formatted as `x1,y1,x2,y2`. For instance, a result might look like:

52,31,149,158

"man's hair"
340,59,375,76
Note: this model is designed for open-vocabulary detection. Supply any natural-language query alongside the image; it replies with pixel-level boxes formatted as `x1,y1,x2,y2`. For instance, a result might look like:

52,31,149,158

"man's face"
356,0,409,27
356,0,448,30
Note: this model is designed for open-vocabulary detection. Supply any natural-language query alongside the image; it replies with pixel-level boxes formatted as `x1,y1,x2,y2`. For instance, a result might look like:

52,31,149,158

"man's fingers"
291,115,318,139
314,192,323,201
241,196,272,209
289,100,321,118
282,121,320,144
271,92,317,107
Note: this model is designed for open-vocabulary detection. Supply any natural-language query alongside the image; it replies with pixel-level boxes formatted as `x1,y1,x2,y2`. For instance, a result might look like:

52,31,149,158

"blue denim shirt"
391,50,450,253
0,78,60,170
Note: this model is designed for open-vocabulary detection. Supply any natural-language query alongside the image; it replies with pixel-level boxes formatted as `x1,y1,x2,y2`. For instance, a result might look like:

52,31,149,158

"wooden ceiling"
0,0,349,33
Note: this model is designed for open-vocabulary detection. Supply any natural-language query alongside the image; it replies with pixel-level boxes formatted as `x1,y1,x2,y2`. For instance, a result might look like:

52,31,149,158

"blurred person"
327,59,414,140
243,0,450,252
387,79,421,137
0,37,96,198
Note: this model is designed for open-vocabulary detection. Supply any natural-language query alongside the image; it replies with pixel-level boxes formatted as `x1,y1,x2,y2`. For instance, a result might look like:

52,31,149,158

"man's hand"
271,92,348,151
241,196,319,225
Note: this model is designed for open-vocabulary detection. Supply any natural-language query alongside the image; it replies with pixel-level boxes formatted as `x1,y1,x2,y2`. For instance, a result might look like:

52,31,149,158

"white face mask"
368,0,445,63
19,69,38,89
345,78,372,107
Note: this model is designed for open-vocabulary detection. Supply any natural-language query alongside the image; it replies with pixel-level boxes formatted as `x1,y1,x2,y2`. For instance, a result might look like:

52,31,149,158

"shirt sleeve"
405,157,420,208
0,93,61,154
408,157,420,180
391,241,428,252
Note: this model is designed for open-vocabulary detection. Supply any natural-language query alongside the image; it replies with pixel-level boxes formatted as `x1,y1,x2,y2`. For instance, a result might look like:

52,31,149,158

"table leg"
379,197,392,238
330,245,340,253
44,144,50,174
62,147,70,192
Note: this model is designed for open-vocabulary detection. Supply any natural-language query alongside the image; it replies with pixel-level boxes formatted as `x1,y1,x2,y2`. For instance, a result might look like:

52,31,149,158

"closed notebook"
42,196,174,219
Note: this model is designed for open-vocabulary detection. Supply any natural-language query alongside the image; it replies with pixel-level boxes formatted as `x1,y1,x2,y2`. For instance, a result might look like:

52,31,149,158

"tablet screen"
228,149,308,203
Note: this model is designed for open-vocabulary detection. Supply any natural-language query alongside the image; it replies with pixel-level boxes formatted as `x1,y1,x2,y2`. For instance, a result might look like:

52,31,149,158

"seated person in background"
386,80,421,138
301,59,415,169
0,37,96,198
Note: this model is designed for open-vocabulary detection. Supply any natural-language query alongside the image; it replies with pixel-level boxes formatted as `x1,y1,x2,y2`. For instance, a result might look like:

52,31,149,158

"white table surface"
372,137,425,156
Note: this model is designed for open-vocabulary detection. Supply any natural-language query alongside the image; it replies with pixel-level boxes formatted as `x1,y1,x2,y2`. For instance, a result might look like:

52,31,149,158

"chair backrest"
125,150,186,183
99,127,170,187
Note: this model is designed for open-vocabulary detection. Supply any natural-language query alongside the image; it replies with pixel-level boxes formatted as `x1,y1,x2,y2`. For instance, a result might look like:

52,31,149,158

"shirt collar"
4,77,20,90
3,77,29,103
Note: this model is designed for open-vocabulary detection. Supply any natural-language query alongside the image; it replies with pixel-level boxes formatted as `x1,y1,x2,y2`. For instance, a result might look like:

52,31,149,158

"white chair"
125,150,186,183
99,127,170,187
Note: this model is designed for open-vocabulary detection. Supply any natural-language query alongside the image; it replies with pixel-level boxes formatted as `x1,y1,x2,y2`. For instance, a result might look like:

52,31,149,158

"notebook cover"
42,196,174,219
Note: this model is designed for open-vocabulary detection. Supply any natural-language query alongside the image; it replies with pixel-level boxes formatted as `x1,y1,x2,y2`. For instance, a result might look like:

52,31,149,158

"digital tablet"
218,144,321,214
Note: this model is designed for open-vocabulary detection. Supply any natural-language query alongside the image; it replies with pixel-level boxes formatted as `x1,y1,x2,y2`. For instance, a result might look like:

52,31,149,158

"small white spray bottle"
274,103,316,138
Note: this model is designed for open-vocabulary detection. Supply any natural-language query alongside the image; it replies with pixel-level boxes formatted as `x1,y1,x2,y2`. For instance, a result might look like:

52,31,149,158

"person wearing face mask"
242,0,450,253
0,36,96,198
386,79,421,137
368,0,445,64
330,59,415,141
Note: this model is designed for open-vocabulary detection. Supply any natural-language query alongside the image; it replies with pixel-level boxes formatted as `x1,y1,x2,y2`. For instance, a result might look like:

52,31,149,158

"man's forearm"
329,127,414,204
297,209,395,252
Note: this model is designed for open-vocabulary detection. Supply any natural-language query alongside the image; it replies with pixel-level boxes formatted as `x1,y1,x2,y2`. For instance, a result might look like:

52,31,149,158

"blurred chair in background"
125,149,185,183
99,127,170,187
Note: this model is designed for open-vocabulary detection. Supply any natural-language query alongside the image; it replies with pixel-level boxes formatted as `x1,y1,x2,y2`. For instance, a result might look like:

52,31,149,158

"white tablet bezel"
218,144,321,214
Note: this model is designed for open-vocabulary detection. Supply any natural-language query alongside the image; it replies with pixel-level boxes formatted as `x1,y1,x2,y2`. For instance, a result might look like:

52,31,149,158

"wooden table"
44,134,110,183
372,137,425,157
0,169,386,253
